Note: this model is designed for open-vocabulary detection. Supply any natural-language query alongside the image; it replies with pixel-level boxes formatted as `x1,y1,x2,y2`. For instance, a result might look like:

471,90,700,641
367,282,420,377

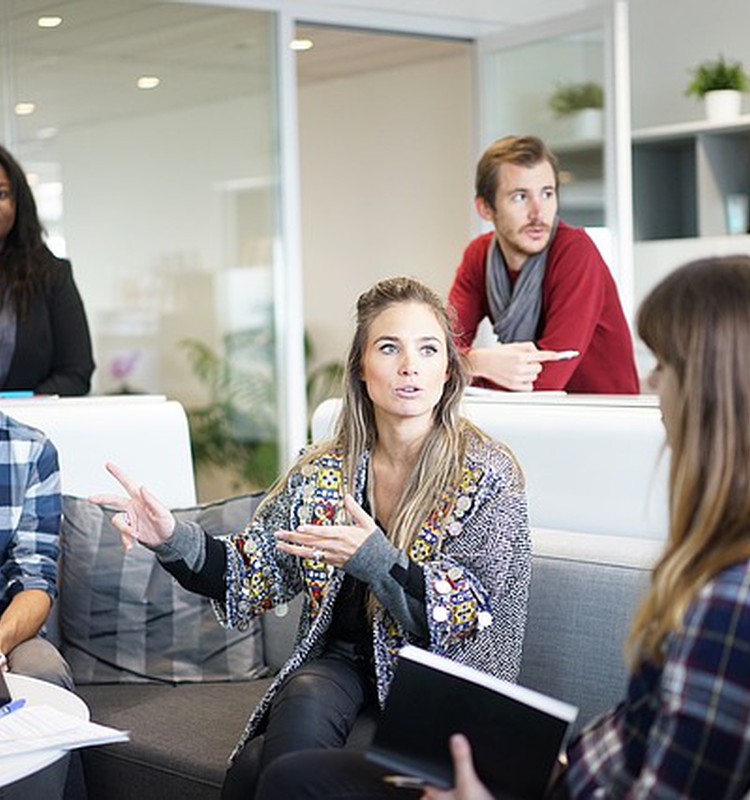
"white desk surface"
0,674,89,787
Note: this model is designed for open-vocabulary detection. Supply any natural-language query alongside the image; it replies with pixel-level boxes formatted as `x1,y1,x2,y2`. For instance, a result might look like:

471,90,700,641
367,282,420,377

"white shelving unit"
631,116,750,315
632,115,750,240
553,140,606,228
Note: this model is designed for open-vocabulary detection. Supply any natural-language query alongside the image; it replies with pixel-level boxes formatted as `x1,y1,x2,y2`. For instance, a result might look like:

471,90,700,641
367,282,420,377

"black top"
2,250,95,396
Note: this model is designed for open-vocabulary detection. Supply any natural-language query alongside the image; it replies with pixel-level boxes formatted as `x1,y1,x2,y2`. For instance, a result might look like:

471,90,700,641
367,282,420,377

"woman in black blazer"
0,146,94,396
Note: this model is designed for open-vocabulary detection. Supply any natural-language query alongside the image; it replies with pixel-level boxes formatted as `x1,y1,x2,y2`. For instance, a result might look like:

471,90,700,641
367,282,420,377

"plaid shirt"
564,559,750,799
0,412,61,611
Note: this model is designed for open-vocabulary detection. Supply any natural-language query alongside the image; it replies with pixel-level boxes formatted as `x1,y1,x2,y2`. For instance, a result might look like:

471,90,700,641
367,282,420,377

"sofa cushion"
78,679,273,800
59,493,268,684
519,529,661,733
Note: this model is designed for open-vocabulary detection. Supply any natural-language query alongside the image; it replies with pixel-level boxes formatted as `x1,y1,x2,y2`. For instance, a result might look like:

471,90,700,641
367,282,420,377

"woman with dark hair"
0,145,94,395
93,276,531,799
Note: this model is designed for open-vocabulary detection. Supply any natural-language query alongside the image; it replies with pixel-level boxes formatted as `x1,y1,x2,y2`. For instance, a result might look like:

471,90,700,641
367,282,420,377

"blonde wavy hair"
264,276,485,552
628,255,750,666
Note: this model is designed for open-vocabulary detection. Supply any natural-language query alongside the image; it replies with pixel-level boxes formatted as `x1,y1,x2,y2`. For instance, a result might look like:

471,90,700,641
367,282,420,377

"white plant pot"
704,89,742,122
572,107,603,140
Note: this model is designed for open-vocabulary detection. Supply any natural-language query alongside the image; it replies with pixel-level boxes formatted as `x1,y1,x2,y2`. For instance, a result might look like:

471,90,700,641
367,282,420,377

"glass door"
474,1,634,316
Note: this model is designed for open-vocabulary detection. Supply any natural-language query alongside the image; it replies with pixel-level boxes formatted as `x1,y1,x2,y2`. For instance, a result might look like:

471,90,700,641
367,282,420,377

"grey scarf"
485,217,559,342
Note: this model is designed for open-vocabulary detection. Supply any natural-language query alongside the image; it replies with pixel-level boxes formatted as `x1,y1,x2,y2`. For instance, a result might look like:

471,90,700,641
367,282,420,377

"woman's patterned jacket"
212,429,532,759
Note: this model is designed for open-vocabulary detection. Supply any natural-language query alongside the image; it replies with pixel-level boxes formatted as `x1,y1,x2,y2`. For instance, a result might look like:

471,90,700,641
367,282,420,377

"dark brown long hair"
0,145,53,317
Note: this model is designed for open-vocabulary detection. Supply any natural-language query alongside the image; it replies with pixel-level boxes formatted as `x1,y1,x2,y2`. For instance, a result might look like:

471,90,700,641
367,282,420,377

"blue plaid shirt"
565,559,750,799
0,411,61,611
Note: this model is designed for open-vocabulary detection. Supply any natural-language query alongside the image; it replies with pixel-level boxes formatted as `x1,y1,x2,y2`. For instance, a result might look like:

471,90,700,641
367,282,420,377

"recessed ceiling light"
137,76,160,90
14,102,36,116
37,126,59,140
38,15,63,28
289,38,313,52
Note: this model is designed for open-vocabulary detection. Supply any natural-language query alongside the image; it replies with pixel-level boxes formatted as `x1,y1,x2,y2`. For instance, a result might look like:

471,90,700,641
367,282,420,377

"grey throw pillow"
59,492,269,684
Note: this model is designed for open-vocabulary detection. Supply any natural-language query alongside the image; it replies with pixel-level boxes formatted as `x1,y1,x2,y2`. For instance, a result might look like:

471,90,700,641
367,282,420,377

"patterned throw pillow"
59,493,269,684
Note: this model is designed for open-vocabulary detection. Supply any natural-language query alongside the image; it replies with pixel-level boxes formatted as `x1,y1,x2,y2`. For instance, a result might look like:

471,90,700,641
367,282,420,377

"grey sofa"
20,394,665,799
71,527,660,800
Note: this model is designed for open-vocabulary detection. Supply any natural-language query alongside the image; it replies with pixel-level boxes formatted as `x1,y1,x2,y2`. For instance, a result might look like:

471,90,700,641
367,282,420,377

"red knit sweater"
448,223,639,393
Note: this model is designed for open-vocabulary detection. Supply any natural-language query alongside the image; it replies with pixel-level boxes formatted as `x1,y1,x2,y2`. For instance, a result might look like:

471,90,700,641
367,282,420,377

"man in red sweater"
448,135,639,393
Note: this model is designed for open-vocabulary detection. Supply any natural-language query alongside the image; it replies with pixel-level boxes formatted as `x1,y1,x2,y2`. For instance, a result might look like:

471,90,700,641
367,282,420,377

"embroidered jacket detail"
211,435,531,762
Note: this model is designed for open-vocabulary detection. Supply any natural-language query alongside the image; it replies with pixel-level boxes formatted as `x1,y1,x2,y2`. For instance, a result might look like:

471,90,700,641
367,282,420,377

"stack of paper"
0,704,129,757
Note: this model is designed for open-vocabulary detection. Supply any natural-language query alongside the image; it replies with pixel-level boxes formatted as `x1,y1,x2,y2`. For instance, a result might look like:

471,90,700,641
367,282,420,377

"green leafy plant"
686,54,750,98
181,330,279,491
182,330,344,492
549,81,604,117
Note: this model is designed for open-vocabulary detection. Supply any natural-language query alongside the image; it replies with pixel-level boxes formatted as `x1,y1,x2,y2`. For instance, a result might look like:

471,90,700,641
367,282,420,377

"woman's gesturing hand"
274,493,376,567
89,462,176,552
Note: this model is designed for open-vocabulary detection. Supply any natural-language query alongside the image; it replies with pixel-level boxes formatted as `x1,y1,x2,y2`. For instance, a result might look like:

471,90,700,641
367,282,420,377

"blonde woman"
93,276,531,800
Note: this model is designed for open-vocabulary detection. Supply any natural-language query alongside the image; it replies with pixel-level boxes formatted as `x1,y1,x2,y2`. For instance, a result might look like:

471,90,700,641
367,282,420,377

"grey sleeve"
344,527,427,636
150,520,206,572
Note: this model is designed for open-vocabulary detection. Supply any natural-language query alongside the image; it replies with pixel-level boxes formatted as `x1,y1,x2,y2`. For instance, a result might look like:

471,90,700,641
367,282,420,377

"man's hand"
421,734,493,800
468,342,578,391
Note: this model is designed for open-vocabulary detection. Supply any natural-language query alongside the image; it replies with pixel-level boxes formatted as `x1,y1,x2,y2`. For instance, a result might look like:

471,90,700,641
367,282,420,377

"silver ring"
311,547,324,562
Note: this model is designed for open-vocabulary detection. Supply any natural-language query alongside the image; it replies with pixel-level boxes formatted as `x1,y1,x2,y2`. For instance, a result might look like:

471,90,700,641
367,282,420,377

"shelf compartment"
632,139,697,240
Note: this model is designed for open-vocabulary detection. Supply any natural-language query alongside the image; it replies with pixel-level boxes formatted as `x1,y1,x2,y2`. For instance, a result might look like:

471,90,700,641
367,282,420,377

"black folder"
366,645,578,799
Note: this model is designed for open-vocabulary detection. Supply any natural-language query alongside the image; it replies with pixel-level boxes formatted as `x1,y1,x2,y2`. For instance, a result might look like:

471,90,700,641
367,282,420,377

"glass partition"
475,3,634,313
479,28,605,229
0,0,283,495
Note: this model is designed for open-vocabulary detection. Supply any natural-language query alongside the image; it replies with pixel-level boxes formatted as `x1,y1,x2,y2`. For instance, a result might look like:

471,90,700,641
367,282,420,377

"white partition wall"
313,395,669,541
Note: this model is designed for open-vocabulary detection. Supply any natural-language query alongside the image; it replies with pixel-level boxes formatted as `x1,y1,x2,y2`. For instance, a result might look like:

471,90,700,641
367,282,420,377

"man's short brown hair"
475,135,560,209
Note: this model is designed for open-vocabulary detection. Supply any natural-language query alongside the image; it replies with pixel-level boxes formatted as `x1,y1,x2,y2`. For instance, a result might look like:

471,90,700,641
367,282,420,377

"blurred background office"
2,0,748,496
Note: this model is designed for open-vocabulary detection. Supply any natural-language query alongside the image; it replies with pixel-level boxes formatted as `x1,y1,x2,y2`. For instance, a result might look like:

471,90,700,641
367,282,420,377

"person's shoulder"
548,221,611,277
463,423,525,490
461,231,494,262
0,412,58,468
551,221,600,252
36,248,73,289
46,251,73,278
0,411,48,443
700,559,750,603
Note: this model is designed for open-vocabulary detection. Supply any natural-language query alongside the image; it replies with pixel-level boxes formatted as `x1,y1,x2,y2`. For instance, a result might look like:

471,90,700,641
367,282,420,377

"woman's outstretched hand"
421,735,493,800
274,493,376,567
89,462,176,552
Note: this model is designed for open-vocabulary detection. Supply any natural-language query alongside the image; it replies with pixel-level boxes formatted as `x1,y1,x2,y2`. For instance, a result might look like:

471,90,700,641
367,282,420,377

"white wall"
629,0,750,129
298,52,474,366
60,94,276,400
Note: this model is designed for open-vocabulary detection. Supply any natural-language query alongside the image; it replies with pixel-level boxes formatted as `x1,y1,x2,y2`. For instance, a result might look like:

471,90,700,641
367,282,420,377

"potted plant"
686,54,749,121
549,81,604,139
181,330,344,498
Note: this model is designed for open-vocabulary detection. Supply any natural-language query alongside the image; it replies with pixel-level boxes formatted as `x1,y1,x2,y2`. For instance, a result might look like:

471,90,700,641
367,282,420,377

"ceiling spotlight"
14,102,36,116
137,76,160,90
289,38,313,52
38,15,63,28
37,127,59,140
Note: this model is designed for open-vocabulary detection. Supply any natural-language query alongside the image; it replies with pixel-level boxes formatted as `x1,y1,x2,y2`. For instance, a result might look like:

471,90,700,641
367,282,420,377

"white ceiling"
1,0,606,176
